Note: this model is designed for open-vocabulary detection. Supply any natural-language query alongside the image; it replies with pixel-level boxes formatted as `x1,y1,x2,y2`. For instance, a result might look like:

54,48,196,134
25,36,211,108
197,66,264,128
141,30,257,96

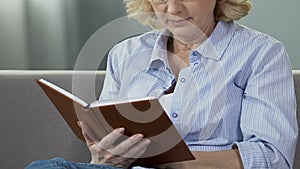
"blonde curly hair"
124,0,252,29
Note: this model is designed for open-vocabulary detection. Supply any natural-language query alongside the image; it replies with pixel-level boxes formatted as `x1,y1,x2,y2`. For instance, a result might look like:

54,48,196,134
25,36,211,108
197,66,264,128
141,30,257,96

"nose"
166,0,182,15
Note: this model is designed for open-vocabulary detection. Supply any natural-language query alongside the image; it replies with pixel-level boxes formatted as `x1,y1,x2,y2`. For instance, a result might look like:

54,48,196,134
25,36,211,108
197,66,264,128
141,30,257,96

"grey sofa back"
0,71,105,169
0,70,299,169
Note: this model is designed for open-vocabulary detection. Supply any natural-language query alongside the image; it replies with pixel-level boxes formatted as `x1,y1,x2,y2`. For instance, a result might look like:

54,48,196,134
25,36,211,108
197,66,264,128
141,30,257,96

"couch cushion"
0,70,106,169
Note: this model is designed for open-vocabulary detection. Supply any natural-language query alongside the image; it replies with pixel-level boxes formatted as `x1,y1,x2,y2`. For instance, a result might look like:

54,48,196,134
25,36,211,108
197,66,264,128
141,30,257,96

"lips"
168,19,185,23
166,17,192,26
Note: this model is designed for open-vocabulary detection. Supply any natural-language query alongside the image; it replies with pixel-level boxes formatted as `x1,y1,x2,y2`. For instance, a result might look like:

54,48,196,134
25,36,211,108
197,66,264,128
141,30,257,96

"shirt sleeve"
234,41,298,168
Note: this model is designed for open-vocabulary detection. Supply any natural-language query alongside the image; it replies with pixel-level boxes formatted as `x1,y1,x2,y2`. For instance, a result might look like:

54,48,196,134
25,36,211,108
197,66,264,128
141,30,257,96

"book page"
38,79,88,107
89,96,156,108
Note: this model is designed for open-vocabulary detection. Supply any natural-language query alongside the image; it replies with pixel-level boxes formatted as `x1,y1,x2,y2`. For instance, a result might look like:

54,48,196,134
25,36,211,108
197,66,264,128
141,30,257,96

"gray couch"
0,70,299,169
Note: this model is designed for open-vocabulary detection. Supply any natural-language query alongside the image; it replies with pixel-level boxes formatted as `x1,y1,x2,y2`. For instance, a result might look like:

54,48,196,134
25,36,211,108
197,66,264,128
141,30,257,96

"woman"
26,0,298,168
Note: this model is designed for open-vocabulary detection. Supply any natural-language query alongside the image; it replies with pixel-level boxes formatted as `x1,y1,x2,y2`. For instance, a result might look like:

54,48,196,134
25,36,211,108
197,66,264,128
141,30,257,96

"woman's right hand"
78,121,151,168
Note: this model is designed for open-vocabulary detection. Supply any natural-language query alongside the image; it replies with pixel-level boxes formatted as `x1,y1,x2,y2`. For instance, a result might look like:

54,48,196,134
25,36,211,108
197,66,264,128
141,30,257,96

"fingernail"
144,139,151,145
134,134,143,138
77,121,82,128
115,127,125,133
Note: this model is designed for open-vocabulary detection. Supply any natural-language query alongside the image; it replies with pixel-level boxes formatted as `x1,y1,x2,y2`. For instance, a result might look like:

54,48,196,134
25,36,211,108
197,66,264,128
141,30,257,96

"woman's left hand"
78,121,151,168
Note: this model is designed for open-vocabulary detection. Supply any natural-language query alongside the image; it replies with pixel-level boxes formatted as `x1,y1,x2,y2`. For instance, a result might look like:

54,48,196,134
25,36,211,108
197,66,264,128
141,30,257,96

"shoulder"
232,23,291,76
233,23,285,49
106,30,158,59
110,30,160,55
229,22,288,66
106,30,161,74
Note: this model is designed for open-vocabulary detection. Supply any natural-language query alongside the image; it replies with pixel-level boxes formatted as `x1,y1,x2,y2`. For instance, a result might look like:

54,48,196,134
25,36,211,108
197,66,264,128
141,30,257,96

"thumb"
78,121,98,147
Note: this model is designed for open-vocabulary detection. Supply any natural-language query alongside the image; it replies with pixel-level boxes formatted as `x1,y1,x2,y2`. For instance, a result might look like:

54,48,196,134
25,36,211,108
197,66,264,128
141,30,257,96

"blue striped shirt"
100,21,298,168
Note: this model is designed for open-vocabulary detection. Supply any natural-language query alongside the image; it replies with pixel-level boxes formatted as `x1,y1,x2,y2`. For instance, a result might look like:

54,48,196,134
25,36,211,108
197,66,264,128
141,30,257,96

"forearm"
159,149,243,169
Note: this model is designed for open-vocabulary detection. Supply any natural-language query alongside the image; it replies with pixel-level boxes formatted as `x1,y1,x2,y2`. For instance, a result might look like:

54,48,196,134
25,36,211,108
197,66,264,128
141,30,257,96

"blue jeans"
25,158,123,169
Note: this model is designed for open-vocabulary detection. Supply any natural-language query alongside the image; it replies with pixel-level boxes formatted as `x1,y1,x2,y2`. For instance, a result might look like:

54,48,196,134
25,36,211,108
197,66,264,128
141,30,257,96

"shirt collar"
147,29,171,71
147,21,237,71
195,21,237,61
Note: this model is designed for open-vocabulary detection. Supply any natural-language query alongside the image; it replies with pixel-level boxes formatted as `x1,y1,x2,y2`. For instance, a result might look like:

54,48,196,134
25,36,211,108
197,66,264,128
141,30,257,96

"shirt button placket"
191,51,200,67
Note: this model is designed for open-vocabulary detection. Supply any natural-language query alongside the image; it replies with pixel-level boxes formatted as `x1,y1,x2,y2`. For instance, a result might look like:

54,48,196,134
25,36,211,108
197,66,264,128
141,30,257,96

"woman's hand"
78,121,151,168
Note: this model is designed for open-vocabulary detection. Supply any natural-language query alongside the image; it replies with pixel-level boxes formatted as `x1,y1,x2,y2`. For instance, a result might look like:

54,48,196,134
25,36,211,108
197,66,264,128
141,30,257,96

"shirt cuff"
234,141,268,168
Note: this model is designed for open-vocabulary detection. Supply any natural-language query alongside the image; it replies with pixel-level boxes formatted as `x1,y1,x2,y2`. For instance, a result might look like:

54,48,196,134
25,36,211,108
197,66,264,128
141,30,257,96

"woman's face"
150,0,216,40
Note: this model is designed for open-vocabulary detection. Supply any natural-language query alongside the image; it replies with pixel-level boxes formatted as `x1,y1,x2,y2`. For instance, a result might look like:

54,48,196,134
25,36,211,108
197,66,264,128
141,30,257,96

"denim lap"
25,158,122,169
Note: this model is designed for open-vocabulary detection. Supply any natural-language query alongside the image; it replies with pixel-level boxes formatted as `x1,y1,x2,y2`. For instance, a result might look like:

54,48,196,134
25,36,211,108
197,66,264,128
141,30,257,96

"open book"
36,79,195,167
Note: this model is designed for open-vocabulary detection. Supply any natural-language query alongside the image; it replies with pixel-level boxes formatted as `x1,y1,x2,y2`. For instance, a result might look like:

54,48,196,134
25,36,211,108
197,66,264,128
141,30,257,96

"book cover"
36,79,195,166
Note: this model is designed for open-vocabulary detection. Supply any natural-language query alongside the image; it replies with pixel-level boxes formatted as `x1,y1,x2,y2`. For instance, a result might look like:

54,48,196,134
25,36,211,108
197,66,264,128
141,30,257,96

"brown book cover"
36,79,195,167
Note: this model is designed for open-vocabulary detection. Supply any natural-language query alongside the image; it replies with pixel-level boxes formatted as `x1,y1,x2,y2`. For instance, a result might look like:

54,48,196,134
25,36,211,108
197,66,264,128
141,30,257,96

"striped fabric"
100,21,298,168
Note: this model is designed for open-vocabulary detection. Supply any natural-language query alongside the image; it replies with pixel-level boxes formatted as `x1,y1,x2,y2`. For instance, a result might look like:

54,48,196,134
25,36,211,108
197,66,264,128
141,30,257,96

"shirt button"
172,113,178,118
192,51,198,56
180,78,186,83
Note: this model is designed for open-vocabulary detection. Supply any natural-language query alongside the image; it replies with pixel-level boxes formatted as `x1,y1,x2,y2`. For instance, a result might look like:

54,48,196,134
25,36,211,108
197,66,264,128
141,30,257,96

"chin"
168,25,201,40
